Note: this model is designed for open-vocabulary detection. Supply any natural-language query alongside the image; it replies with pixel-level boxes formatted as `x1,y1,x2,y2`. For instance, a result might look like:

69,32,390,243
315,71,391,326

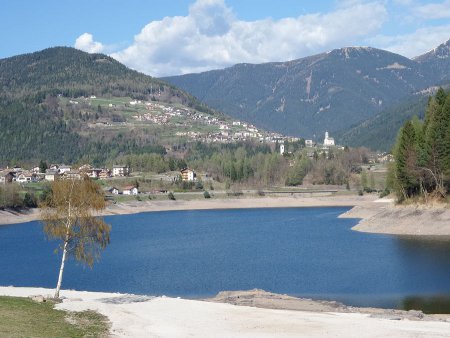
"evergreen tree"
394,121,419,200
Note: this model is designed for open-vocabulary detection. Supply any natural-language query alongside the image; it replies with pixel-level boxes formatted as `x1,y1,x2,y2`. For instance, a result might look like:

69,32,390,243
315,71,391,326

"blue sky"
1,0,449,76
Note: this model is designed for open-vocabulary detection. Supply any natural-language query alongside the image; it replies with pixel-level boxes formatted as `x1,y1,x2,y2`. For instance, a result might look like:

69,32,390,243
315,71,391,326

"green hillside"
336,95,429,151
0,47,218,166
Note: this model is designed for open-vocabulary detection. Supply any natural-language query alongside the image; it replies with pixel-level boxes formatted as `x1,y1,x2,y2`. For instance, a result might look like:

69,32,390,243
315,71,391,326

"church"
323,131,335,146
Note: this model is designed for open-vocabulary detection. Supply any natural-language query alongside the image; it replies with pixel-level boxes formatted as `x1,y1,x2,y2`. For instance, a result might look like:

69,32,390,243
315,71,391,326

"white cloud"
413,0,450,19
109,0,387,76
368,25,450,57
75,33,104,53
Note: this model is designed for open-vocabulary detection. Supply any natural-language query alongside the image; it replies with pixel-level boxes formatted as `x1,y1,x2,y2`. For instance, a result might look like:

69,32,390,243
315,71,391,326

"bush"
168,192,176,200
363,187,376,193
203,191,211,199
379,188,391,198
358,190,364,196
23,192,38,208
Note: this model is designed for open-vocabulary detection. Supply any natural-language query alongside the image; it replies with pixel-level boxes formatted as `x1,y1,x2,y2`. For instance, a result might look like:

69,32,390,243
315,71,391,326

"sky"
1,0,449,77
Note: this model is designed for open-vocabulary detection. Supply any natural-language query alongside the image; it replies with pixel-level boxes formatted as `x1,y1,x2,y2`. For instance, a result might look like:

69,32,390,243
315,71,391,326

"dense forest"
391,88,450,202
337,94,429,151
0,47,210,109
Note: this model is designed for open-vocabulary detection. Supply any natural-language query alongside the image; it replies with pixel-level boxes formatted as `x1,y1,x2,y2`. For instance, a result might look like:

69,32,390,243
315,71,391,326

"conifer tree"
394,121,419,200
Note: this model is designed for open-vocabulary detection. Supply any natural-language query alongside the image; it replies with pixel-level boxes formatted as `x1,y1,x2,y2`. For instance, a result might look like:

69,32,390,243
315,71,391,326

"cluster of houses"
0,164,130,184
130,101,304,145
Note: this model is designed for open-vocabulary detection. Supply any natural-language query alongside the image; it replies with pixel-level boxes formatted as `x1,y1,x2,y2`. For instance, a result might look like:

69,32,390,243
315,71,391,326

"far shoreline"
1,193,449,236
0,194,372,226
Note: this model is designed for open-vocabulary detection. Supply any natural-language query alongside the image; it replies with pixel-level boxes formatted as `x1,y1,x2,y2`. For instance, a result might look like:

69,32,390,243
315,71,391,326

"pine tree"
394,121,419,200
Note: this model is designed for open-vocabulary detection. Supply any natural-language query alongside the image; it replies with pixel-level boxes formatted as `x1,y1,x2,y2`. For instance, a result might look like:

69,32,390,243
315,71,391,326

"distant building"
0,170,15,184
280,144,285,155
112,165,129,177
16,172,34,183
107,187,119,195
88,168,103,179
58,165,72,174
305,139,314,147
323,131,335,146
63,171,82,180
45,169,59,181
180,168,196,182
99,169,111,179
122,186,138,195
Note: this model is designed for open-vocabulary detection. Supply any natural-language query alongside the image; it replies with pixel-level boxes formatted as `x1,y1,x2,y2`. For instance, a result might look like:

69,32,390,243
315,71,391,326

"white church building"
323,131,335,146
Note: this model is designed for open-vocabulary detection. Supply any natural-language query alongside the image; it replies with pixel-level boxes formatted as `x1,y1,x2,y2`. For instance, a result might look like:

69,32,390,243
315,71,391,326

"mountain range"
164,39,450,148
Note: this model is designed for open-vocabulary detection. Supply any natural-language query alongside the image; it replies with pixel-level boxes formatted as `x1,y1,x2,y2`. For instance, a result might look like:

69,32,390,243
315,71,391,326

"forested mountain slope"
0,47,217,165
164,40,450,142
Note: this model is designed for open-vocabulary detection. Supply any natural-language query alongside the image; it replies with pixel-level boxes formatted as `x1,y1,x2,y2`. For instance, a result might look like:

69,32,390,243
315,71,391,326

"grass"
0,296,110,337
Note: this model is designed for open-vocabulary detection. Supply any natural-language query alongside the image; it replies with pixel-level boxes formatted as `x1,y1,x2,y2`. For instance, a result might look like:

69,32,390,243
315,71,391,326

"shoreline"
1,194,449,236
342,199,450,236
0,194,374,226
0,286,449,337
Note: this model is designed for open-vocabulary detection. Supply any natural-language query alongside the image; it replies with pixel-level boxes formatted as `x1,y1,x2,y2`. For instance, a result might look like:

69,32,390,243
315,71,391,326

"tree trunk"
54,237,68,299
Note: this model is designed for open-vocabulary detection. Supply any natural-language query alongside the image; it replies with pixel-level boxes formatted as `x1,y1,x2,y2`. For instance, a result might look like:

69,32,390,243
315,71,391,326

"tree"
39,160,48,174
394,121,419,200
40,177,111,299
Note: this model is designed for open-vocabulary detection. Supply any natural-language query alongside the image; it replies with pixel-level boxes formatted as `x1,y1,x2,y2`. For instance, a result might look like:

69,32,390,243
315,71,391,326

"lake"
1,207,450,310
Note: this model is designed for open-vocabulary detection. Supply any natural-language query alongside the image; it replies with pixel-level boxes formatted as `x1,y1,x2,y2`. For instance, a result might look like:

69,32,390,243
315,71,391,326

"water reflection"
395,236,450,313
402,295,450,314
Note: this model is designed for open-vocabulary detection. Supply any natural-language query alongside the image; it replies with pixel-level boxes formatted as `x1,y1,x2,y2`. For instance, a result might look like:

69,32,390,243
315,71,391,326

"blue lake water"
1,207,450,309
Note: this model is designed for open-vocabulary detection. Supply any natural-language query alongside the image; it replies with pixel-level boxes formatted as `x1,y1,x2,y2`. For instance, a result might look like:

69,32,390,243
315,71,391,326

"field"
0,296,109,337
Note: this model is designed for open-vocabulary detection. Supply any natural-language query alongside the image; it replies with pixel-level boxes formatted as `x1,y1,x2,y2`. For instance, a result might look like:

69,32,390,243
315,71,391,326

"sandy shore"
0,286,449,337
341,199,450,236
0,194,374,226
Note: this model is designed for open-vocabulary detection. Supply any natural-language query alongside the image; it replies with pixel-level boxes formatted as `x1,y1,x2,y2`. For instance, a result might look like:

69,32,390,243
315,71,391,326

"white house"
280,144,285,155
323,131,335,146
16,173,33,183
122,186,138,195
58,165,72,174
112,165,129,177
305,139,314,147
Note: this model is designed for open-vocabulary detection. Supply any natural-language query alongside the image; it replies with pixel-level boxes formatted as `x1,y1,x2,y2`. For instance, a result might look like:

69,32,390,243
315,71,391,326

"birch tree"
40,177,110,299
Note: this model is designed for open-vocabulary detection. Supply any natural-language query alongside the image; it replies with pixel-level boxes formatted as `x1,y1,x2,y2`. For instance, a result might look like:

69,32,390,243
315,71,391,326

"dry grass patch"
0,296,110,337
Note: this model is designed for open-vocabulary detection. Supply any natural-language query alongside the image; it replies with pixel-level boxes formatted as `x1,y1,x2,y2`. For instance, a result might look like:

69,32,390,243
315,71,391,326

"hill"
0,46,213,111
0,47,221,166
336,94,429,151
163,40,450,143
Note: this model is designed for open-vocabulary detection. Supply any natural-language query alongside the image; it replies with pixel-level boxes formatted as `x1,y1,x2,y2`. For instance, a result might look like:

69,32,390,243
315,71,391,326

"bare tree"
40,177,111,299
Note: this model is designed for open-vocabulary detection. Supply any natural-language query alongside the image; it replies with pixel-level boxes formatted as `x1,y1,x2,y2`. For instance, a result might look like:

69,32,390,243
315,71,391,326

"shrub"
379,188,391,198
203,191,211,199
168,192,176,200
23,192,38,208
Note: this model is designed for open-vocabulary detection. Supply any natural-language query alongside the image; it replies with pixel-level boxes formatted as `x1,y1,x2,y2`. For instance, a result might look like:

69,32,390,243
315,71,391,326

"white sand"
0,286,449,337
